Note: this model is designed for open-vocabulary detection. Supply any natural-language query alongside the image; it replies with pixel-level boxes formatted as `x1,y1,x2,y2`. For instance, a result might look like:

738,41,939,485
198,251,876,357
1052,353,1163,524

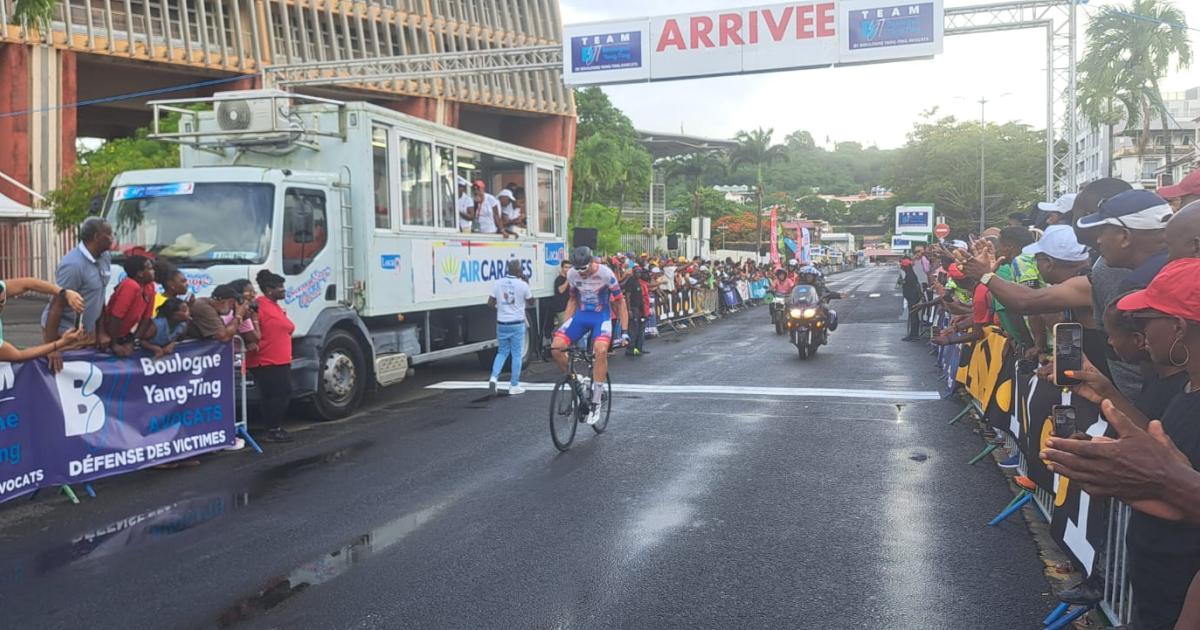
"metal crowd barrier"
928,305,1134,627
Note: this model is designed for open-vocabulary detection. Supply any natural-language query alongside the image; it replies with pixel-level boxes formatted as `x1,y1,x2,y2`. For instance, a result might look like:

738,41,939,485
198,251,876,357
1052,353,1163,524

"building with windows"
0,0,573,207
1075,87,1200,189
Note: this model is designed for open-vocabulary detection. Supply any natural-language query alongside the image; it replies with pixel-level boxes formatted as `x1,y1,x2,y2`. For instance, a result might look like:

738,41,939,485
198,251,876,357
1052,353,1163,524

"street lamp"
957,93,1010,232
716,225,729,250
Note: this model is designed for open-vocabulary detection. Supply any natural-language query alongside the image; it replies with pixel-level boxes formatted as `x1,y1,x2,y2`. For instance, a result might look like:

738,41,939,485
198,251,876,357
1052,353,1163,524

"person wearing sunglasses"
550,246,629,425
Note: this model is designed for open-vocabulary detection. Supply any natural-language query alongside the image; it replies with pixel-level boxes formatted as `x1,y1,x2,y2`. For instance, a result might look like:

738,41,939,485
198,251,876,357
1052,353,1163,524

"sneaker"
263,428,294,443
998,454,1020,469
1055,579,1104,605
225,437,246,451
488,379,498,396
584,405,601,425
509,385,526,395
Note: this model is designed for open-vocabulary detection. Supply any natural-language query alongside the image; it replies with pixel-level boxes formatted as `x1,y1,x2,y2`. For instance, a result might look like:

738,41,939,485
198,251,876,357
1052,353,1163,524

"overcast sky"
559,0,1200,149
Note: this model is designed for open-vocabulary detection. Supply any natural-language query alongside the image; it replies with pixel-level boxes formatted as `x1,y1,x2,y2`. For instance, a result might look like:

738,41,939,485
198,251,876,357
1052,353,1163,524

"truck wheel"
311,329,366,420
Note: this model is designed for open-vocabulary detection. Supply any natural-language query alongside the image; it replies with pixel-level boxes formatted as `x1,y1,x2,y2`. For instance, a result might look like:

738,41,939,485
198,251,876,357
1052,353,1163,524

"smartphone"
73,311,83,331
1052,322,1084,386
1052,405,1078,438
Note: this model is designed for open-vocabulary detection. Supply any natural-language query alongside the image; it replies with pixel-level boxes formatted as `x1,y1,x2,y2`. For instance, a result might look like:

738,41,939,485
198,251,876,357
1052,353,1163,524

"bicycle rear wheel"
591,374,612,434
549,378,579,451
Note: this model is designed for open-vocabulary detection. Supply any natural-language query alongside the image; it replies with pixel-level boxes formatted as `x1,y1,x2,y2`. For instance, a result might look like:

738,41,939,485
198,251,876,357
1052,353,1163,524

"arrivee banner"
0,341,235,503
563,0,944,85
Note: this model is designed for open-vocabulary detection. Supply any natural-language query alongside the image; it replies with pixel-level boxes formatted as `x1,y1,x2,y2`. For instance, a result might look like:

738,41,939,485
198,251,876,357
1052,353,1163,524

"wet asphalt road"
0,265,1055,629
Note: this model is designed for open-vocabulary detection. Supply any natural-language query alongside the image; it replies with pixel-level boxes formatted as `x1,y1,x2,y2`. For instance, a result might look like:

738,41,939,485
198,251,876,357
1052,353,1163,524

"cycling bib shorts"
555,310,614,346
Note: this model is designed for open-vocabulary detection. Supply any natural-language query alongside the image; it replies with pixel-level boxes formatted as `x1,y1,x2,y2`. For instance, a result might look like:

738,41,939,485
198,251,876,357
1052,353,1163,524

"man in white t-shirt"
487,259,533,395
473,179,502,235
456,176,475,232
661,261,677,292
498,189,523,239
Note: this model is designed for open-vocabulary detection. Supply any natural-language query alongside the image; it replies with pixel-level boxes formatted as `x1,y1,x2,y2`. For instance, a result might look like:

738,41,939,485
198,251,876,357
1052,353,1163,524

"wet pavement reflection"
3,442,374,589
212,502,445,627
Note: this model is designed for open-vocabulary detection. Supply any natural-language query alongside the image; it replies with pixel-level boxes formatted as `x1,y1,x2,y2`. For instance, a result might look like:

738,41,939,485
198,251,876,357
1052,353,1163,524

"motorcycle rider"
797,266,839,332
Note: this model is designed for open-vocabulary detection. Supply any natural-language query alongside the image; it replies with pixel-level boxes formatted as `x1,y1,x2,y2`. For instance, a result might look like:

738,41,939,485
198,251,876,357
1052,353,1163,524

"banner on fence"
0,341,236,503
948,329,1113,575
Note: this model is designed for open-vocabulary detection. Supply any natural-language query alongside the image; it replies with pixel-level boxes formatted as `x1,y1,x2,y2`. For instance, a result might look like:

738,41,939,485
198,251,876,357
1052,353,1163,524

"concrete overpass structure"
0,0,576,208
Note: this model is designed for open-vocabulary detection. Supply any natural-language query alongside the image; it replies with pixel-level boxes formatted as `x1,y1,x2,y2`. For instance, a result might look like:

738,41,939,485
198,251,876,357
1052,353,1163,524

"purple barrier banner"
0,341,235,503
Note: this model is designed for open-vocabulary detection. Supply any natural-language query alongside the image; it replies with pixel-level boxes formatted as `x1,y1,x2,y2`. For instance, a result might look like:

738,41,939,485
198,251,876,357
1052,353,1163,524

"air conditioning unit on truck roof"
151,89,329,148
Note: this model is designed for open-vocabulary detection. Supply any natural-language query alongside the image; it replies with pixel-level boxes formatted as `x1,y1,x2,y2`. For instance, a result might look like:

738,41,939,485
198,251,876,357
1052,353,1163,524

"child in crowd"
140,297,191,358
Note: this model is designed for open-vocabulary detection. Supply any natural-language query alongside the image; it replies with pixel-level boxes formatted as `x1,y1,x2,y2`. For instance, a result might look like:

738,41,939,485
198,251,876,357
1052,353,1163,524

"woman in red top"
246,270,295,443
103,255,157,356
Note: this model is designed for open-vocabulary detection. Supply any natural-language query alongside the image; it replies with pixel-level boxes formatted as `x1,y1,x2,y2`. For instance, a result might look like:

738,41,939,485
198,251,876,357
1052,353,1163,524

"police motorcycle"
784,284,840,359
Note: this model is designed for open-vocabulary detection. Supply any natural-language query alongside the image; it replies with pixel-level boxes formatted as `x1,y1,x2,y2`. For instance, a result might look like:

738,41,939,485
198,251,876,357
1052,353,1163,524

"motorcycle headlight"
802,308,817,318
789,308,804,319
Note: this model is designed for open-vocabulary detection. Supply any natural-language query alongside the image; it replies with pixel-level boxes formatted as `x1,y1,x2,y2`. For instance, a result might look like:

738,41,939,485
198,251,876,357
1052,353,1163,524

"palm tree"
660,150,726,221
730,127,788,258
572,134,624,206
1078,0,1192,173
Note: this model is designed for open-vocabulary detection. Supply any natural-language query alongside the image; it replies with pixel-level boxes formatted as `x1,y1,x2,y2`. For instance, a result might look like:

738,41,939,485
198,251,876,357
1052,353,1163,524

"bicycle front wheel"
549,378,579,451
591,374,612,434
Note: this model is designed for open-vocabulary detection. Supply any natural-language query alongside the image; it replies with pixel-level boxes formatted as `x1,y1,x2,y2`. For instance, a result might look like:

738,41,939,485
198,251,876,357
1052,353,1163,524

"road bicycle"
548,345,611,451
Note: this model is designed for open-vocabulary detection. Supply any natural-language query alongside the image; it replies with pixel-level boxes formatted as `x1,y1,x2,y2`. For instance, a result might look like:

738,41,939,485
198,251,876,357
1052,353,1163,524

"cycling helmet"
570,246,594,270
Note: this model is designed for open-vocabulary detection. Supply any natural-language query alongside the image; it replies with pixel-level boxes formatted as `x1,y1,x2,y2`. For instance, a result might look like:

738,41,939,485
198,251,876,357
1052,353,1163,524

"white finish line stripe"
426,381,940,401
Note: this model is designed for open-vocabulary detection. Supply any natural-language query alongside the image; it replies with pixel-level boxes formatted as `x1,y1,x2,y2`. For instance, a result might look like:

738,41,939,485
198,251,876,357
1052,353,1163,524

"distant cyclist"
551,246,629,424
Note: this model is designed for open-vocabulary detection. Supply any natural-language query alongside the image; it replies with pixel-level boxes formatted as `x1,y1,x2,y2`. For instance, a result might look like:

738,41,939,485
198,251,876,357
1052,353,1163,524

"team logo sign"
572,31,643,72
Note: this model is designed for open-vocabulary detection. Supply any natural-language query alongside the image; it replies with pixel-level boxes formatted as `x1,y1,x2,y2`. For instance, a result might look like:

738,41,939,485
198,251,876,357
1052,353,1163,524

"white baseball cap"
1022,226,1090,262
1037,193,1077,214
455,175,469,187
498,189,514,200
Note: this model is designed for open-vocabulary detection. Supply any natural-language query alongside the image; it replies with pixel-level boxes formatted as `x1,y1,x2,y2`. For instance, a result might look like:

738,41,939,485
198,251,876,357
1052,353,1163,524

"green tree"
794,195,829,220
10,0,56,30
48,131,180,232
570,87,654,211
730,127,787,255
569,203,641,254
888,113,1044,233
1078,0,1191,164
664,188,743,234
660,151,727,220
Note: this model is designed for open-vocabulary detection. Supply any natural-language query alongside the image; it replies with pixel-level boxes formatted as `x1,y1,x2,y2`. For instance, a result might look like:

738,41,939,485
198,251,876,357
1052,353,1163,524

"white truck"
102,90,569,419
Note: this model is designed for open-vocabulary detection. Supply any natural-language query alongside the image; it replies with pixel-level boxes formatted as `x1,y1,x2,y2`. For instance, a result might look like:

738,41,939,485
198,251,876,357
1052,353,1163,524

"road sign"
934,223,950,239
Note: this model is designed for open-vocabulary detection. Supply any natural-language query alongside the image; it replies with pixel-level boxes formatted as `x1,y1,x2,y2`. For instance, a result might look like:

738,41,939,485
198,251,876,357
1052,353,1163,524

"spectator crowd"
900,172,1200,630
2,216,298,447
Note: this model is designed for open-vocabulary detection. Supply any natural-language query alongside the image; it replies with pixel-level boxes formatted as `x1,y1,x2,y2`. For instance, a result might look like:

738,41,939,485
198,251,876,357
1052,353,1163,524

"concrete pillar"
0,44,32,206
0,44,78,207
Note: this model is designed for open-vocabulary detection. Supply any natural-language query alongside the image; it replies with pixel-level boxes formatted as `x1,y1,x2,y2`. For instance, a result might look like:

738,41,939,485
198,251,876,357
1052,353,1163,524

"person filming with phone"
1041,257,1200,630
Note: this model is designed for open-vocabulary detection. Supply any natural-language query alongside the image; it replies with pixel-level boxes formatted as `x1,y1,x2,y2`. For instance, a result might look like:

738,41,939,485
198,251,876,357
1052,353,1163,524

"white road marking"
869,293,881,298
427,381,940,401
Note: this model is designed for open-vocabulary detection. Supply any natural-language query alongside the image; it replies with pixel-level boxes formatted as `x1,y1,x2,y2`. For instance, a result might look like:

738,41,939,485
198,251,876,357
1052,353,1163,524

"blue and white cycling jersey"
566,264,622,314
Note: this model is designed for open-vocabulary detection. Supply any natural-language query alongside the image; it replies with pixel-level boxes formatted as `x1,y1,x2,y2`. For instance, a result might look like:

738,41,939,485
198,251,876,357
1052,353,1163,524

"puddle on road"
212,502,447,628
17,443,373,580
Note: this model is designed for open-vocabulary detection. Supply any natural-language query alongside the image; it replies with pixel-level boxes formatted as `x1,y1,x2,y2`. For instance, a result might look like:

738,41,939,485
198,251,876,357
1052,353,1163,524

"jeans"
627,316,646,352
490,322,525,386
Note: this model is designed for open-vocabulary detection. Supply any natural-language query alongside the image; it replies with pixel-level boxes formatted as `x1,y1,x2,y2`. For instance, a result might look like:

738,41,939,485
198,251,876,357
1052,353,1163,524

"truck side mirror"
88,194,105,213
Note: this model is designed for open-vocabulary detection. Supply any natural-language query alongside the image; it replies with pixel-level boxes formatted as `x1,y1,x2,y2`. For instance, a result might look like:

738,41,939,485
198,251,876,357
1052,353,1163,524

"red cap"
1158,169,1200,200
900,258,913,268
474,179,486,189
947,264,966,281
1117,258,1200,320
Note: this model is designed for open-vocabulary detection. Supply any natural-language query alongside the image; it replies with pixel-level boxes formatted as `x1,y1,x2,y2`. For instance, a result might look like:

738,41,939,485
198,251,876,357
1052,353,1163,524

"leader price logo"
849,3,935,50
572,31,643,73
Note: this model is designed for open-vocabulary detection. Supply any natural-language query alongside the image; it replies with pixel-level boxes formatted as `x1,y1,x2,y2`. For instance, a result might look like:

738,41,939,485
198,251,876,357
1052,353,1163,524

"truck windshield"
105,182,274,266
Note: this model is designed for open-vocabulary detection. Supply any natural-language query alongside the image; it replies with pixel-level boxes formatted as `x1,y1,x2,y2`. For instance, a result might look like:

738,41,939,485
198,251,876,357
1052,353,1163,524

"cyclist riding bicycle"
551,246,629,425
